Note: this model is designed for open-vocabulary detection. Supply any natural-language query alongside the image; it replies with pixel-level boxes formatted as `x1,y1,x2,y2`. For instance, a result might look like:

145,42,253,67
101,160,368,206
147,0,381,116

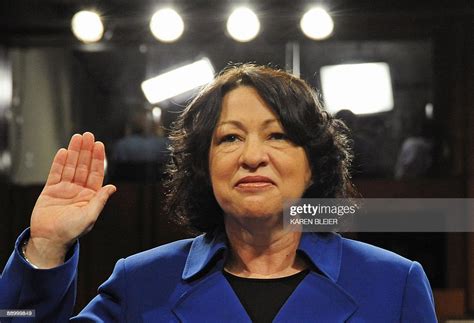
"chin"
229,213,281,230
241,211,277,219
235,204,282,220
219,195,283,220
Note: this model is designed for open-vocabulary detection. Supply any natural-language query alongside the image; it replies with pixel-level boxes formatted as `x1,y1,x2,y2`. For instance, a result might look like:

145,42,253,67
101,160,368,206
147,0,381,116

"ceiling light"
226,7,260,42
141,58,215,104
150,8,184,42
71,10,104,43
300,7,334,40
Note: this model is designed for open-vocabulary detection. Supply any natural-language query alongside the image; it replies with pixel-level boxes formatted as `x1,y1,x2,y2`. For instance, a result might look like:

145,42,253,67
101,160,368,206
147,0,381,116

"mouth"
235,176,275,190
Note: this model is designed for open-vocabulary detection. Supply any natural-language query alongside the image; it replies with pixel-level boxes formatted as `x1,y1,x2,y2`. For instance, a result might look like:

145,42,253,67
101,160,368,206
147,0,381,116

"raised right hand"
25,132,116,269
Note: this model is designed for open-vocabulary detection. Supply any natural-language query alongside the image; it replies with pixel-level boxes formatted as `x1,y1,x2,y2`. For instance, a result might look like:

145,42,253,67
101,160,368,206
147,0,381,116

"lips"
235,176,275,187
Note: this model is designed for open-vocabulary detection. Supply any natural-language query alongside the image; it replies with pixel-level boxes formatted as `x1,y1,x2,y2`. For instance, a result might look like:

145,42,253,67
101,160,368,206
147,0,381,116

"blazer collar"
181,229,227,280
297,232,342,282
182,231,342,283
176,232,357,322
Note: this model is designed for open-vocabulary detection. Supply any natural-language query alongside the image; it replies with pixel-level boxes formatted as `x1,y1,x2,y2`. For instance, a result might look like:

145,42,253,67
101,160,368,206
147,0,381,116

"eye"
219,134,240,144
269,132,288,141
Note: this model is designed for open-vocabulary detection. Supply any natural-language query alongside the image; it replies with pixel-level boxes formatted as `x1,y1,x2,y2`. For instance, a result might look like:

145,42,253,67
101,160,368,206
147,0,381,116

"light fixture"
0,61,12,111
150,8,184,42
320,62,394,115
425,103,433,119
71,10,104,43
226,7,260,42
152,107,162,123
141,58,215,104
300,7,334,40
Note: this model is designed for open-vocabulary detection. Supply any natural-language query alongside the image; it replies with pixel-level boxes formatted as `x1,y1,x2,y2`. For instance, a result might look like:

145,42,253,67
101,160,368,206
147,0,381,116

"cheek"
280,152,312,188
209,150,235,188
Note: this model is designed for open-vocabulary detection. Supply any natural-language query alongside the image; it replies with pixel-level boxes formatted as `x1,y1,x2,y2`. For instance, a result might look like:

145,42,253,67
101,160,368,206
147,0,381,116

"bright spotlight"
150,8,184,42
300,7,334,40
227,7,260,42
71,10,104,43
141,58,215,104
320,62,394,115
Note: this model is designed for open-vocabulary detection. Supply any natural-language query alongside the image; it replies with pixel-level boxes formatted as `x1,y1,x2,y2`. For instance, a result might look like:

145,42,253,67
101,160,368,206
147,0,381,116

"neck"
224,216,307,278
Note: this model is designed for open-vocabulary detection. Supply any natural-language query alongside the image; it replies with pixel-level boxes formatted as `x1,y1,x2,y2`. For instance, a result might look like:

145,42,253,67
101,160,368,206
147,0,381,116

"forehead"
219,86,279,122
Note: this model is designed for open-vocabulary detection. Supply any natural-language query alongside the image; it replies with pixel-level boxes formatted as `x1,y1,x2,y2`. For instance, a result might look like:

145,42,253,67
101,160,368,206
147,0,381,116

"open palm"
30,132,116,254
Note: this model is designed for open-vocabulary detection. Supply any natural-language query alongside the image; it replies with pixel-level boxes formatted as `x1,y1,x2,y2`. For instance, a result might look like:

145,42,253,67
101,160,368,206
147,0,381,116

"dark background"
0,0,473,320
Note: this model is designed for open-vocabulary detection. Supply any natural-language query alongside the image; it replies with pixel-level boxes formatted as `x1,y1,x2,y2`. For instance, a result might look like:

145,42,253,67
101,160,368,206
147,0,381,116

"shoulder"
94,237,200,310
121,237,195,275
332,235,434,314
338,236,435,319
337,235,417,284
335,235,429,291
340,235,413,268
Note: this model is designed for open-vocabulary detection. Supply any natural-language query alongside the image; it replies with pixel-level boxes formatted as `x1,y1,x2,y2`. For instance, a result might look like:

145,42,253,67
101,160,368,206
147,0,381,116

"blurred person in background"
108,108,170,182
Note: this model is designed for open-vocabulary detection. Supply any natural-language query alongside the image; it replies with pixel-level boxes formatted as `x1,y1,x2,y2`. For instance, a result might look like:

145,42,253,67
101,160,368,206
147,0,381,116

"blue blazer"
1,228,437,322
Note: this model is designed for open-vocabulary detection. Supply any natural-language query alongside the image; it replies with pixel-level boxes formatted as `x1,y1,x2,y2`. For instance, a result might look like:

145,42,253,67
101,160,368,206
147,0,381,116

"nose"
239,136,269,169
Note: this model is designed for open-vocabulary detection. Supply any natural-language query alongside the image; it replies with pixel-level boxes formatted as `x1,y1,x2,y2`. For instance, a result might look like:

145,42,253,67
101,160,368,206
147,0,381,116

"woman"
0,64,436,322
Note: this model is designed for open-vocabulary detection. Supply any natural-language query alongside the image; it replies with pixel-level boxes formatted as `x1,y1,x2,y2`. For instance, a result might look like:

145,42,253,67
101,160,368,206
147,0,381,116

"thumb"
86,185,117,223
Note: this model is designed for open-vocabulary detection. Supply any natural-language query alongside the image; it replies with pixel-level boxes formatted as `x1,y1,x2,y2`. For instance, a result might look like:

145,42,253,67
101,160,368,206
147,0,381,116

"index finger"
45,148,68,186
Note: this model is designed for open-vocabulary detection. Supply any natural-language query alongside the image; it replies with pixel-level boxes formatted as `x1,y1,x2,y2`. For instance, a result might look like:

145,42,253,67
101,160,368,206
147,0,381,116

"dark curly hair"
164,63,357,234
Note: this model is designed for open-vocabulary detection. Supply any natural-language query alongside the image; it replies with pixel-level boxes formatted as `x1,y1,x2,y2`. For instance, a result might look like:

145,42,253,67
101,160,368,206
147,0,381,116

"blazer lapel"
174,231,357,322
172,271,252,323
274,271,358,323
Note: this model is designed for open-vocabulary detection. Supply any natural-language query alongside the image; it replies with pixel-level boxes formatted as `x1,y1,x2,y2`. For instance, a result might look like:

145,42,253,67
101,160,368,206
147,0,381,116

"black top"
223,269,310,323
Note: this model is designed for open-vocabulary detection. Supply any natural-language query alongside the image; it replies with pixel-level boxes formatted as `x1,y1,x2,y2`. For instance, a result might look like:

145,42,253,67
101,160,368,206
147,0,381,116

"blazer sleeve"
0,228,78,322
1,228,128,322
70,258,127,322
400,261,437,323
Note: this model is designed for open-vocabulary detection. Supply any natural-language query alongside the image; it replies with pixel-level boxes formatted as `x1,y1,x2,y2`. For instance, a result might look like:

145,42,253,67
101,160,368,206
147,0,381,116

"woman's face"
209,86,312,220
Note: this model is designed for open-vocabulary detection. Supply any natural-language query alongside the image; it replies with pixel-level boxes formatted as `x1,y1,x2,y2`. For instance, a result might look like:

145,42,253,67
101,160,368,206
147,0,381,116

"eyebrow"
216,119,279,129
